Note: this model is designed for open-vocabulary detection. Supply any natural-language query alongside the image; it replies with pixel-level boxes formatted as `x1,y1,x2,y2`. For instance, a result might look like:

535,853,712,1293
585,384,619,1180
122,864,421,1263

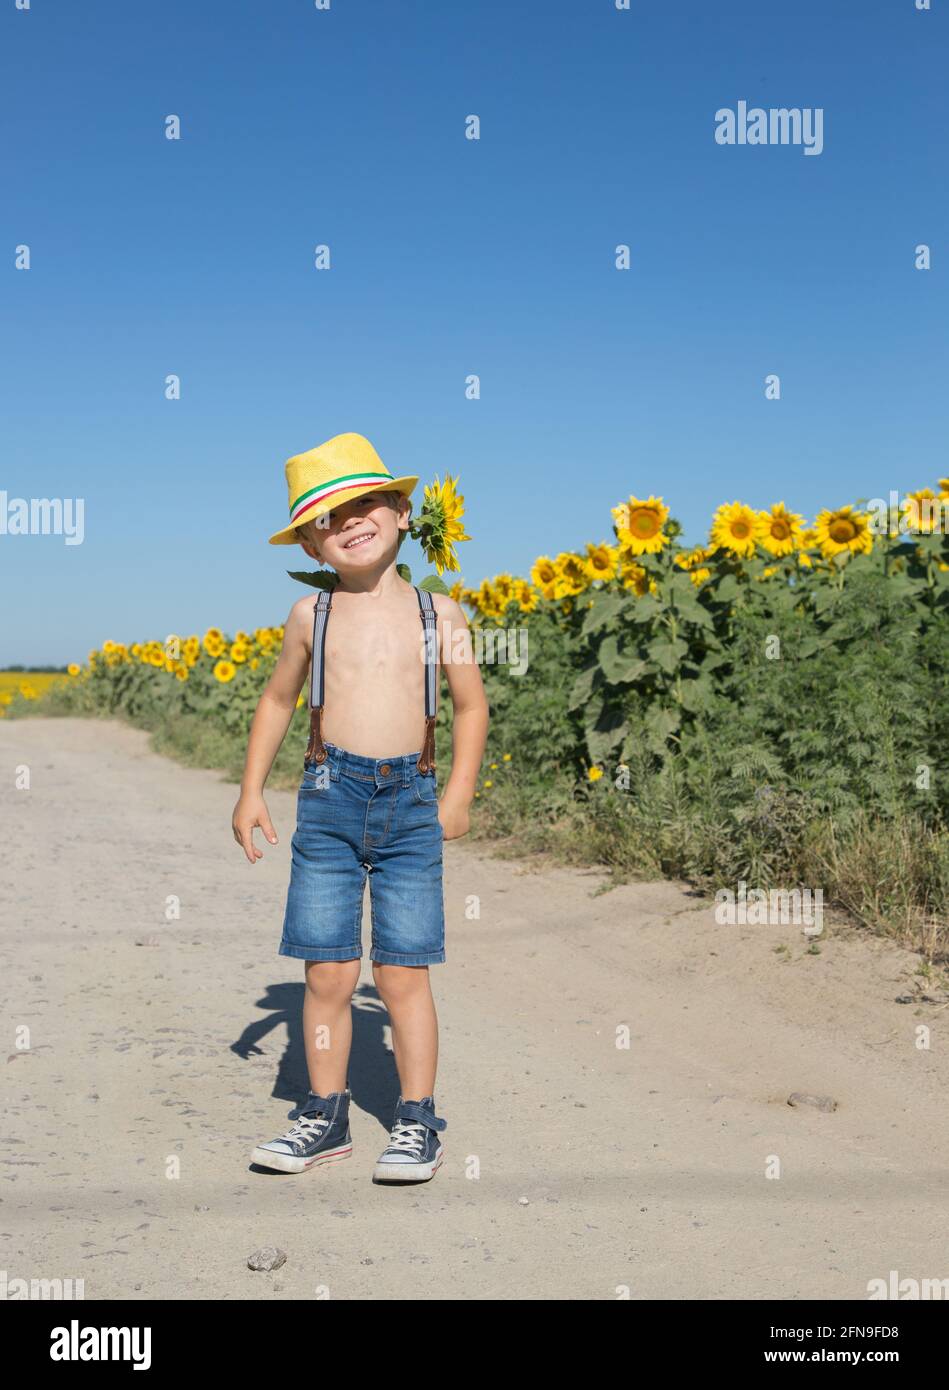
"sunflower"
583,542,618,583
213,660,236,683
415,474,471,575
530,556,558,601
230,642,249,664
203,631,225,658
674,545,708,572
901,488,944,534
476,579,504,621
759,502,804,557
814,506,873,558
552,552,589,599
709,502,765,558
611,495,669,555
672,548,711,585
939,478,949,498
448,581,465,603
67,663,80,677
587,766,604,782
514,579,539,612
492,574,516,609
174,665,189,682
618,555,650,596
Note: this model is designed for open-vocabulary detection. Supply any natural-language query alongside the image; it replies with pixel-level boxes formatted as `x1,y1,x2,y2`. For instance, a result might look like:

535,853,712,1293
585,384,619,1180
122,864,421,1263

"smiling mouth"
342,532,375,550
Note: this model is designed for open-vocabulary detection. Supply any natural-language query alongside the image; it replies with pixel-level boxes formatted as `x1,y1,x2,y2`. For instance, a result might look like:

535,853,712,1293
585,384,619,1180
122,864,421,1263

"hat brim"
268,476,419,546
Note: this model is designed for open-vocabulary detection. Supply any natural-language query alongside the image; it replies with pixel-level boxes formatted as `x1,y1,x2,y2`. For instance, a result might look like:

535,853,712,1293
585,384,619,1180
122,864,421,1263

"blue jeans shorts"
279,741,445,967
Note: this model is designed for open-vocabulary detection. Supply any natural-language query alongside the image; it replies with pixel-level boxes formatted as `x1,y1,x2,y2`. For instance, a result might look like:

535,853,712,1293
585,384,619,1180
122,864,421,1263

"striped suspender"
303,584,438,772
309,588,333,710
304,588,333,766
415,586,439,774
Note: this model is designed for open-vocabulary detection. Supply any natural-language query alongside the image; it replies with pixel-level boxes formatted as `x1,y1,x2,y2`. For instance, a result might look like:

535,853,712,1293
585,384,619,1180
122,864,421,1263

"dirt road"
2,719,947,1300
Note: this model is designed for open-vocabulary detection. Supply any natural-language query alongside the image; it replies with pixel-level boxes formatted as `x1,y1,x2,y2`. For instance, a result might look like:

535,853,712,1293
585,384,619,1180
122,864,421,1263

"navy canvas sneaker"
251,1089,352,1173
372,1095,446,1183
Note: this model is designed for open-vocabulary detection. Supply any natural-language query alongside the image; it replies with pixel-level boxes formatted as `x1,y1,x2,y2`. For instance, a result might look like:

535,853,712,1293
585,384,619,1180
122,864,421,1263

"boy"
232,432,488,1183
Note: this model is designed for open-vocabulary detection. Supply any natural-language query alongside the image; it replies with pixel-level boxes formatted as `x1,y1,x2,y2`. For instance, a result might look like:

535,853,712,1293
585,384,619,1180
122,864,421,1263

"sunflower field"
14,478,949,941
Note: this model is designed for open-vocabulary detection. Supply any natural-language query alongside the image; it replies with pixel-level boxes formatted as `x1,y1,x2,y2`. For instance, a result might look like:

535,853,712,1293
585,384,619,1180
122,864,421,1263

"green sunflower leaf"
287,571,339,591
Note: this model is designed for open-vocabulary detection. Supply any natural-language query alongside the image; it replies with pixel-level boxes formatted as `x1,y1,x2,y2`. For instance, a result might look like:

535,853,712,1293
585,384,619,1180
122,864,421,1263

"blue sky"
2,0,947,664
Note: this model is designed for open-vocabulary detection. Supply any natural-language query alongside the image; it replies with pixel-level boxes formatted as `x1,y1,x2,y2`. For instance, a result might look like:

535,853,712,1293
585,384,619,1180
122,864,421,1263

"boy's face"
298,490,408,569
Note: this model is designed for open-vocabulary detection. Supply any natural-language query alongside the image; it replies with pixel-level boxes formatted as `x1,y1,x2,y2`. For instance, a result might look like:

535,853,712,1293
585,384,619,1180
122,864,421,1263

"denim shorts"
279,740,445,967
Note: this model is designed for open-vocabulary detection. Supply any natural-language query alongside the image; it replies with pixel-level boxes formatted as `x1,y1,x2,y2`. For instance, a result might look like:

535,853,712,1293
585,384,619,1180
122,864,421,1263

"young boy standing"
232,432,488,1183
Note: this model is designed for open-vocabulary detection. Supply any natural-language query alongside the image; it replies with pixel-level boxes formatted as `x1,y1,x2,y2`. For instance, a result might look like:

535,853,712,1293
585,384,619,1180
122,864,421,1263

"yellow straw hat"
268,432,418,545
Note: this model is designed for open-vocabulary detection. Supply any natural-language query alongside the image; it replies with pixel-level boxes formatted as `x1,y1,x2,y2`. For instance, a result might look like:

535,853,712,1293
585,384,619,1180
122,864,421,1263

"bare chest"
312,601,435,697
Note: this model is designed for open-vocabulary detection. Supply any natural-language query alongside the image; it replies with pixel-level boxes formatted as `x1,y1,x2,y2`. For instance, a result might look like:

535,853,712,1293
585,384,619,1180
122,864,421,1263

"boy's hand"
438,794,470,841
232,793,278,863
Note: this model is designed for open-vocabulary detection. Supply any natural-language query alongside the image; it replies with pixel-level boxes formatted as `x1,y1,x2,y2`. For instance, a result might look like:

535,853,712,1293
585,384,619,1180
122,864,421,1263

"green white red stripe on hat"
289,471,394,526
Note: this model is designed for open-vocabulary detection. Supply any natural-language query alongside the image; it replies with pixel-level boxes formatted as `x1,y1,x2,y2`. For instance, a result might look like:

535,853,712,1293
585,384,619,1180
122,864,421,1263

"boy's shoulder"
430,590,468,626
287,589,327,625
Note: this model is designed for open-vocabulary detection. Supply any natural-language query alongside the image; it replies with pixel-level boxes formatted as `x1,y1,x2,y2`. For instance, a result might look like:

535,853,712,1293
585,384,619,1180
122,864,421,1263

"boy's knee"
304,959,359,1001
371,962,430,1000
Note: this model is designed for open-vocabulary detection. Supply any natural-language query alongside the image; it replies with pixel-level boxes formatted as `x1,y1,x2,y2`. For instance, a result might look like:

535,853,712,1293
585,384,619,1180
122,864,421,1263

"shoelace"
280,1112,330,1153
384,1120,427,1156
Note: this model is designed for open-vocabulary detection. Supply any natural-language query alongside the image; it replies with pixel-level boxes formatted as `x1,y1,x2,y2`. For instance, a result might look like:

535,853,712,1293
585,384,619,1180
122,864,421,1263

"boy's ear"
299,534,322,564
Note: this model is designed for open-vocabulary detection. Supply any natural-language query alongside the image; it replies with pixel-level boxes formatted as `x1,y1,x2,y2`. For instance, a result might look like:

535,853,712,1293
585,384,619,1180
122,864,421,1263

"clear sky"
2,0,947,664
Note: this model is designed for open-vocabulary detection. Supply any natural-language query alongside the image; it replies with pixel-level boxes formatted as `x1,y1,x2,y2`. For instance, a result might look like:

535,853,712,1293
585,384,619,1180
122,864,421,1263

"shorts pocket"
412,771,437,805
300,766,334,794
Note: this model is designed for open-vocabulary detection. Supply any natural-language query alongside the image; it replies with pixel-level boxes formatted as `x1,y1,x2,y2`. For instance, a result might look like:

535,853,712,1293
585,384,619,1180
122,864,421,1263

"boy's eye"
325,494,378,526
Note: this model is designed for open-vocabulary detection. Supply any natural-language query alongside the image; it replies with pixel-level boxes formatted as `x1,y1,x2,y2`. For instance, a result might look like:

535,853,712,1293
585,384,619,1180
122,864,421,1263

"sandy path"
2,718,947,1301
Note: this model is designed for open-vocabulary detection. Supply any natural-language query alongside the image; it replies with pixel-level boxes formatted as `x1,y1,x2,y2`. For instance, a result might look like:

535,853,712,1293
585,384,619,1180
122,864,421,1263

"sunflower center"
830,519,856,543
731,521,750,539
771,521,790,540
629,509,660,538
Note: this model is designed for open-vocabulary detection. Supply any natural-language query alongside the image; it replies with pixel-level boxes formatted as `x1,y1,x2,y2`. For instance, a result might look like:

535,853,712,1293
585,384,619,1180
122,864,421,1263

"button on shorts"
279,741,446,966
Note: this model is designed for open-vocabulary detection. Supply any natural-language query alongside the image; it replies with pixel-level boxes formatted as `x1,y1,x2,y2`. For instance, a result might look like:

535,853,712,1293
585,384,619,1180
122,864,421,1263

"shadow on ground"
230,981,399,1127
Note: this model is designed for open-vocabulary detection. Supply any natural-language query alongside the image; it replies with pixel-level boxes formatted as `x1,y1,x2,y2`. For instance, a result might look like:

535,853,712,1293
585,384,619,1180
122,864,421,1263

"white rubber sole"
251,1141,353,1174
372,1145,444,1184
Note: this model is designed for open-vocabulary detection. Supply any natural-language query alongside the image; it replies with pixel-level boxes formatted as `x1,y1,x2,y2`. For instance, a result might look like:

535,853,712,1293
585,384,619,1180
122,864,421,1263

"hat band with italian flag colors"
289,471,396,526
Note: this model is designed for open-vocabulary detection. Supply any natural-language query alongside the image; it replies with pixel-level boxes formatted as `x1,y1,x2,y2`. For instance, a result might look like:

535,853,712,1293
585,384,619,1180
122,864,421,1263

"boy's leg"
250,960,359,1174
304,958,361,1094
371,962,438,1100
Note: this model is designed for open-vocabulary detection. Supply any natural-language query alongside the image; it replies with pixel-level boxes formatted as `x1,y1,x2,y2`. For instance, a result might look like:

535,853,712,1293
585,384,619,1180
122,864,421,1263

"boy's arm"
435,596,489,836
232,598,312,864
